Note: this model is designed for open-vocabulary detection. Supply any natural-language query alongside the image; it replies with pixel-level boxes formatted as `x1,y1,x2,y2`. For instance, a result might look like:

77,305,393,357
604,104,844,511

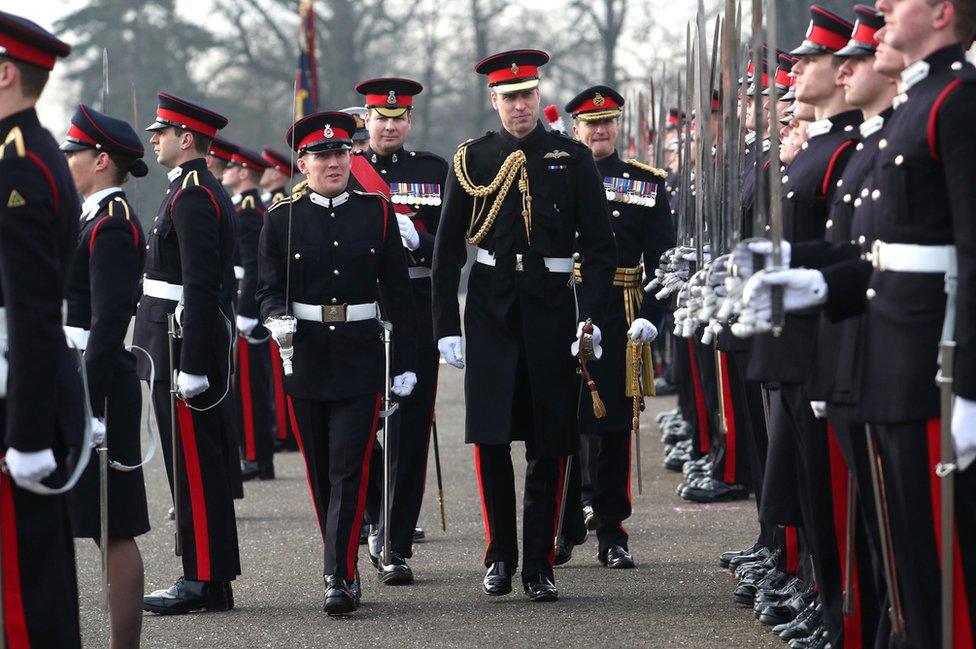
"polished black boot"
599,545,635,569
142,577,233,615
377,552,414,585
483,562,513,596
324,575,357,616
522,573,558,602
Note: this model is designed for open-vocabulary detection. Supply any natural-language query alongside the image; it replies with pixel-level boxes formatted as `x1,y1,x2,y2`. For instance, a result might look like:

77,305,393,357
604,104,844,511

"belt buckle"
320,304,346,322
515,253,524,272
871,239,884,271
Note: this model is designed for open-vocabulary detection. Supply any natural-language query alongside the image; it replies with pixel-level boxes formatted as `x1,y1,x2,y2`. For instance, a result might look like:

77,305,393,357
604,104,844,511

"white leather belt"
475,249,574,273
143,277,184,302
291,301,379,323
409,266,432,279
872,241,957,275
234,265,245,280
63,326,90,351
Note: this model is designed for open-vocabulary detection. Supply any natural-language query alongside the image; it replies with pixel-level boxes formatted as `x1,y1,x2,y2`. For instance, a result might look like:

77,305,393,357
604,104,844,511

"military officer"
350,77,449,584
257,111,417,616
136,92,241,614
60,103,150,648
341,106,370,154
431,49,617,602
558,85,675,570
0,12,82,647
260,145,297,208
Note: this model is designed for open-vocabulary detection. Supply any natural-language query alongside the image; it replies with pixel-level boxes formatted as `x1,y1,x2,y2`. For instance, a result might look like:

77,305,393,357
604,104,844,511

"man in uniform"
352,77,449,584
61,103,151,648
261,145,297,209
432,49,617,601
557,85,675,569
136,92,241,614
342,106,370,154
0,12,81,647
257,111,417,615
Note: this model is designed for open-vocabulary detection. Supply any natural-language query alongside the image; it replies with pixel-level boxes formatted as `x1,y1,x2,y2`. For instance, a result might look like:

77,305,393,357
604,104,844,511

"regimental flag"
296,0,319,121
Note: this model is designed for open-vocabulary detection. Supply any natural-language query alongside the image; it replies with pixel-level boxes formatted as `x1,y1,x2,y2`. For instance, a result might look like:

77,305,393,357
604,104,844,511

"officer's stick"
379,321,398,566
99,397,109,612
936,338,957,649
842,470,856,615
431,414,447,532
554,454,573,543
167,313,183,557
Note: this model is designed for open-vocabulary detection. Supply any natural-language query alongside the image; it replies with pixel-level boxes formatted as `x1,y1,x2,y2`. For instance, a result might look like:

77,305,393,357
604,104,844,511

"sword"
750,0,767,242
167,313,183,557
379,320,398,566
99,397,109,612
842,468,856,616
765,0,785,337
431,414,447,532
936,340,956,648
555,454,573,543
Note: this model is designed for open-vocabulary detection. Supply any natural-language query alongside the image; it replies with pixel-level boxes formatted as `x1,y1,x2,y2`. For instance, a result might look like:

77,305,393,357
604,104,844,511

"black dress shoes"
241,460,275,481
719,542,760,569
324,575,358,616
413,527,426,542
143,577,233,615
681,478,749,503
274,438,299,453
483,562,513,596
377,552,414,585
583,505,600,531
777,602,823,639
522,573,558,602
727,545,770,571
599,545,635,569
734,568,789,606
758,584,816,626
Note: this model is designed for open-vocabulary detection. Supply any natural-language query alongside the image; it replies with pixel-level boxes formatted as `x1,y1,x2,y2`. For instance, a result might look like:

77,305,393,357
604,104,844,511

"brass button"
858,235,867,245
952,61,964,71
612,210,620,217
573,252,581,261
895,155,904,166
861,188,870,198
333,241,339,247
866,288,876,300
380,169,387,175
854,198,862,207
622,172,630,179
294,253,301,259
370,248,376,254
843,194,852,203
782,175,789,184
329,325,336,331
872,190,881,201
333,269,339,276
825,219,833,229
787,191,795,198
856,143,864,152
836,179,843,188
331,297,338,303
878,139,887,150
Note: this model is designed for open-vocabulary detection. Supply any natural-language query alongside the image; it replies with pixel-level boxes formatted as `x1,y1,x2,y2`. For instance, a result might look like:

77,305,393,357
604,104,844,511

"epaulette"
955,60,976,82
552,131,587,148
240,194,257,211
180,169,200,189
268,185,308,213
0,126,26,159
271,191,286,204
625,158,668,179
352,189,390,202
106,196,132,221
292,179,309,195
457,132,495,150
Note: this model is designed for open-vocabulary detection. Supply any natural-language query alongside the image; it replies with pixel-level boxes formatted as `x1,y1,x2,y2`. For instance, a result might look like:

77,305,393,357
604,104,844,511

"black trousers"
709,350,752,488
269,340,297,447
235,335,275,466
152,383,242,582
575,432,633,553
220,384,244,500
872,420,976,649
685,339,714,458
474,442,563,580
289,393,381,581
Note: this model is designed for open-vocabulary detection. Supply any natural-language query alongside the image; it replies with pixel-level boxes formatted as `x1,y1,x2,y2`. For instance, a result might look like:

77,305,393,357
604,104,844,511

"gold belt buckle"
515,253,524,272
320,304,347,322
871,239,884,271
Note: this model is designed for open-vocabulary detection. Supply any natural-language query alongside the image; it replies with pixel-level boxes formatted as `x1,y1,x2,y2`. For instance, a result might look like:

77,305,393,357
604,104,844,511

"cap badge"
593,92,605,107
387,91,397,105
510,62,519,75
323,124,334,138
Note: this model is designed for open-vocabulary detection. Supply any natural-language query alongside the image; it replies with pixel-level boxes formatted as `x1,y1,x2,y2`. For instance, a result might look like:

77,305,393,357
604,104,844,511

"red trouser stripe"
926,418,975,648
345,395,382,577
720,352,737,484
287,396,325,540
473,445,492,563
238,337,256,461
549,457,566,569
176,400,211,581
0,468,29,649
270,341,288,441
827,426,862,647
687,339,711,453
785,525,799,574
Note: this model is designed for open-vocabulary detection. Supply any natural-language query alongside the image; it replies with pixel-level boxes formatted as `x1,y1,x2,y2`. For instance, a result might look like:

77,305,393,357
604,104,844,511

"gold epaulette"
291,179,309,195
240,195,256,211
180,169,200,189
107,196,132,221
625,158,667,179
0,126,26,159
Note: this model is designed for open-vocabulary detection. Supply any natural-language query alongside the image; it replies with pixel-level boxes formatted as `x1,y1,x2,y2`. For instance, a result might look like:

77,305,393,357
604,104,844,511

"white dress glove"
91,417,106,447
952,396,976,460
742,268,827,323
570,322,603,358
628,318,658,343
176,371,210,399
732,238,792,279
810,401,827,419
391,371,418,397
438,336,464,369
236,315,259,337
396,214,420,251
5,448,57,490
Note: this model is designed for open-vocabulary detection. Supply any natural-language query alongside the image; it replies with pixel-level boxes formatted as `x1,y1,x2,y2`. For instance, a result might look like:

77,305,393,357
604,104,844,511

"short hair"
0,56,49,98
951,0,976,43
176,127,212,155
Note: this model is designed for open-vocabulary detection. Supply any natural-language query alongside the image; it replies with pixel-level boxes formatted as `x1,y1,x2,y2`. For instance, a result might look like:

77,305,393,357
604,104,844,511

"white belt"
234,265,245,280
475,249,574,273
63,326,90,351
872,241,957,275
143,277,184,302
409,266,432,279
291,301,379,323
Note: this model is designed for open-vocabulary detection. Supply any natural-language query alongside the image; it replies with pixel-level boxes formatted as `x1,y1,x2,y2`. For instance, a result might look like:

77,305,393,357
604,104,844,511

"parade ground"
75,367,778,648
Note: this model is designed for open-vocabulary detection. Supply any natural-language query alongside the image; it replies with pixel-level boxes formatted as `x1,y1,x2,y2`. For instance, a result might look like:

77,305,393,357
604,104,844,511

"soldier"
260,146,297,209
557,85,675,569
257,111,417,615
432,49,617,601
0,12,81,647
61,103,150,648
341,106,370,154
136,92,241,614
351,77,449,584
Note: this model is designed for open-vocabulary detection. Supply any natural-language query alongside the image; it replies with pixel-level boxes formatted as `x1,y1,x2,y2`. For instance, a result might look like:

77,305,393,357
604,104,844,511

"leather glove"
571,322,603,359
438,336,464,369
5,447,57,490
176,371,210,399
628,318,658,343
952,396,976,460
396,214,420,251
236,315,259,337
91,417,106,447
391,371,418,397
810,401,827,419
742,268,827,324
732,238,792,280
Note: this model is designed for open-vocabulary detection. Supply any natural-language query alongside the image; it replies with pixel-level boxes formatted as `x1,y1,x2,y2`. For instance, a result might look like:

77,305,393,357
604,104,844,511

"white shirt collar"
80,186,122,222
806,119,833,139
231,193,243,205
859,114,885,139
900,60,930,93
167,166,183,182
309,191,349,208
762,139,771,152
260,191,272,203
744,131,757,145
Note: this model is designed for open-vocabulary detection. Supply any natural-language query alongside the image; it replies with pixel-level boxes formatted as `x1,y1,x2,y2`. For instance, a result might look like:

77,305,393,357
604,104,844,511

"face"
793,53,842,105
793,101,817,121
65,148,107,196
221,163,238,189
352,139,369,154
298,148,351,197
745,95,756,130
366,111,411,155
573,117,618,160
491,88,541,138
839,55,895,108
876,0,952,56
874,27,910,76
149,126,190,168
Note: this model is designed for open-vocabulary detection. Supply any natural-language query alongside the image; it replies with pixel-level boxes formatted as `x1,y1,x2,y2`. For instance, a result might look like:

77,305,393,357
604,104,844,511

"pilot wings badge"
544,150,570,159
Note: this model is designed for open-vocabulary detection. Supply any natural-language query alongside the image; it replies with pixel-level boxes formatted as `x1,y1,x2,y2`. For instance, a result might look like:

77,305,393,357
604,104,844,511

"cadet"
431,49,617,602
260,145,297,209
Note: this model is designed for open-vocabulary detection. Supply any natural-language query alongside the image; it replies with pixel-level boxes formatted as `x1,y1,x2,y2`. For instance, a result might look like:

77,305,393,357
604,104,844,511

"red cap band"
487,64,539,85
807,24,849,51
0,33,56,70
156,107,218,138
573,95,621,114
775,68,791,88
364,93,413,108
851,21,879,46
66,123,97,146
209,143,235,162
298,127,350,151
231,152,265,168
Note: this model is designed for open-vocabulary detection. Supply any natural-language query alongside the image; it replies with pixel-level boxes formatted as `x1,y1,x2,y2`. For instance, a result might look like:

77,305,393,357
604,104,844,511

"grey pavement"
77,367,780,648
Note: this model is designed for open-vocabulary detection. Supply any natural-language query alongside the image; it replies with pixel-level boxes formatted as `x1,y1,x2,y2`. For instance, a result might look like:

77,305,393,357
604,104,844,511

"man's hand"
396,214,420,251
627,318,658,343
742,268,827,323
810,401,827,419
91,417,106,447
391,371,418,397
236,315,259,337
571,322,603,358
5,448,57,490
438,336,464,369
732,238,792,280
176,372,210,399
952,396,976,459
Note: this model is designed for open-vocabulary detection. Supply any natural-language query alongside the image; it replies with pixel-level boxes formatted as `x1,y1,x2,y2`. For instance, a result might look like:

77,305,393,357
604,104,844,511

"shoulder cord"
453,146,531,245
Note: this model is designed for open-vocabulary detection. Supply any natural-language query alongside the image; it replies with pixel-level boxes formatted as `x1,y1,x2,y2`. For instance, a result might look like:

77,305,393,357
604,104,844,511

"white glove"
810,401,827,419
236,315,259,337
176,371,210,399
396,214,420,251
91,417,106,447
742,268,827,324
5,448,57,490
438,336,464,369
571,322,603,359
732,238,792,280
391,371,418,397
628,318,658,343
952,396,976,460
